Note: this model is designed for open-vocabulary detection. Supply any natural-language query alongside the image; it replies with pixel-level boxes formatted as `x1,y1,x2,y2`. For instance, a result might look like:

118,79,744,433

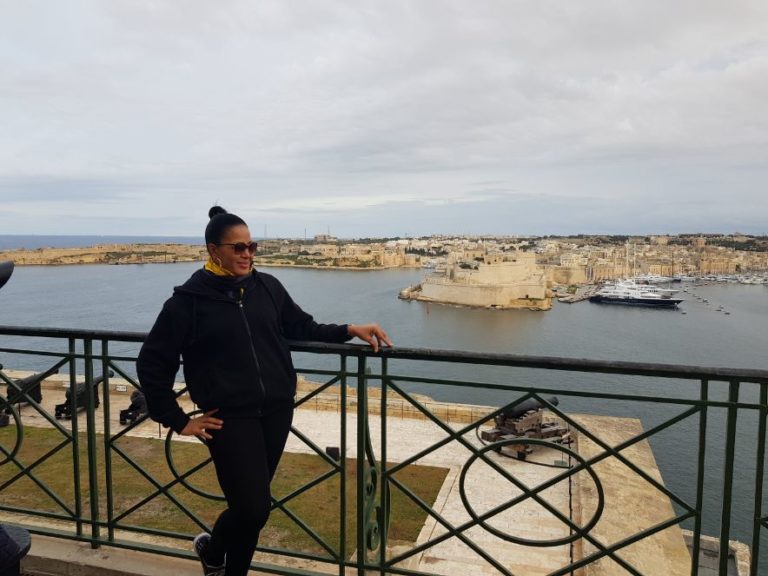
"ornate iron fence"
0,324,767,576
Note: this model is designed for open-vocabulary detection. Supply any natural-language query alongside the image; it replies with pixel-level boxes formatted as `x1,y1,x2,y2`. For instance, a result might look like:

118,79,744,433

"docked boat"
633,273,677,284
614,279,680,295
589,282,684,308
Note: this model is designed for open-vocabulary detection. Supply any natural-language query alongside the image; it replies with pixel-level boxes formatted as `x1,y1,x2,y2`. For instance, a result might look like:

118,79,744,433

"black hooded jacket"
136,268,351,432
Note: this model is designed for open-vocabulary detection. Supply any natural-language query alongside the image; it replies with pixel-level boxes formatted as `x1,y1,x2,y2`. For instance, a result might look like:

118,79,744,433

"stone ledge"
21,534,207,576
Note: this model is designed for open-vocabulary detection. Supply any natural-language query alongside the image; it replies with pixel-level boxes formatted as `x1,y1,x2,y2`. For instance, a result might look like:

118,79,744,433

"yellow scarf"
204,257,237,277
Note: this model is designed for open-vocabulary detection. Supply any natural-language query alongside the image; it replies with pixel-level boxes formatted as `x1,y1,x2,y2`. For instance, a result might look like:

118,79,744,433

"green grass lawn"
0,426,448,555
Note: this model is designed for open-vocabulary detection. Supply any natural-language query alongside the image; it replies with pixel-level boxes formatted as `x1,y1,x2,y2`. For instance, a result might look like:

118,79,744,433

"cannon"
3,365,59,409
480,396,570,460
54,370,114,420
119,390,148,425
501,396,559,420
0,260,13,291
1,365,60,427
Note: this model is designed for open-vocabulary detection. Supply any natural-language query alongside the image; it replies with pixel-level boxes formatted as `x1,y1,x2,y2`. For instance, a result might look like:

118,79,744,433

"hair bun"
208,206,227,219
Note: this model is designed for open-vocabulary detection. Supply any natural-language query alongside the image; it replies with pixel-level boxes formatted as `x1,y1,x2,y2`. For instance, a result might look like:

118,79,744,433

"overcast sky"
1,1,766,238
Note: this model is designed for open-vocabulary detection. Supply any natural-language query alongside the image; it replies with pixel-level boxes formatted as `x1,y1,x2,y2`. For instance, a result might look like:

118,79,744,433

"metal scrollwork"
360,364,389,555
459,437,605,547
0,400,22,466
363,464,381,550
164,410,225,501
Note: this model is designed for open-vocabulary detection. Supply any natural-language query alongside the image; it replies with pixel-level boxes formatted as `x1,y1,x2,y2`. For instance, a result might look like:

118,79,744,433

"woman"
137,206,391,576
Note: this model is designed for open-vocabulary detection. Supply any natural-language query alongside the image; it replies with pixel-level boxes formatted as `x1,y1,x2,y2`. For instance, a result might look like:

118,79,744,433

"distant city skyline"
1,2,767,237
1,231,766,251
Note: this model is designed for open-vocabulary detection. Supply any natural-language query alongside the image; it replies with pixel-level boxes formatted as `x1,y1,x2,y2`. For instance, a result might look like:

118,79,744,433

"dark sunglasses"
217,241,258,254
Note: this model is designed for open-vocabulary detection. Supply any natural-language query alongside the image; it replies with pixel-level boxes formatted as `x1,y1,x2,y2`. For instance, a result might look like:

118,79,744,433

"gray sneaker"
192,532,225,576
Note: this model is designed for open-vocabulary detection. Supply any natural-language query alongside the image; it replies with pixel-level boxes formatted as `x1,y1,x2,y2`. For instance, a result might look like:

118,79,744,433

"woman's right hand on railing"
180,409,223,441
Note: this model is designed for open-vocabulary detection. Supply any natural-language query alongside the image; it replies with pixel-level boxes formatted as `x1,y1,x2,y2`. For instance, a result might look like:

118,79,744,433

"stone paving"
288,407,573,575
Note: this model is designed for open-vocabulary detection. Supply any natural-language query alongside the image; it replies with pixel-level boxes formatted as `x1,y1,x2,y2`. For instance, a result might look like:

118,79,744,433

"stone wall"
419,280,551,309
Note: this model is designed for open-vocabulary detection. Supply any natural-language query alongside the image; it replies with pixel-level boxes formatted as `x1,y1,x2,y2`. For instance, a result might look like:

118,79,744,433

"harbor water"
1,261,767,566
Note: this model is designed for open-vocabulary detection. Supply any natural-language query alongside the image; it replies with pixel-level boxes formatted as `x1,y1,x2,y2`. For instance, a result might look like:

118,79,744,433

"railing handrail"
2,323,768,383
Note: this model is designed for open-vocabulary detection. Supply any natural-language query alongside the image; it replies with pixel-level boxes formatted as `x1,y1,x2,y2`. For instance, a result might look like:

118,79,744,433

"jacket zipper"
237,287,268,405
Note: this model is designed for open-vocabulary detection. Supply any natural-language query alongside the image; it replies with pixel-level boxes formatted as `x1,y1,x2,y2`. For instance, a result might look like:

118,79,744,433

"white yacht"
612,279,680,295
590,281,684,308
633,273,677,284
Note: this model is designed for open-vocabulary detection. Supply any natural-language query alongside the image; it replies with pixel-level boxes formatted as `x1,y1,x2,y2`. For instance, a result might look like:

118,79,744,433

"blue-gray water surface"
1,262,767,567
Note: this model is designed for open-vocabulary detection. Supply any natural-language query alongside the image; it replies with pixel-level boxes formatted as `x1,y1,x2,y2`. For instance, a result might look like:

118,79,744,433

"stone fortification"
419,279,551,310
404,252,552,310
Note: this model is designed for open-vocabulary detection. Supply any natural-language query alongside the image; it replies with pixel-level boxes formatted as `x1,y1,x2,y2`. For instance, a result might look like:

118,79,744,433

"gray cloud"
0,1,766,236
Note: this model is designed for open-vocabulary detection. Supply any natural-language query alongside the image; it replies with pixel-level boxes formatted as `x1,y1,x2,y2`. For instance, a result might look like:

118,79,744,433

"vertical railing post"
356,354,367,576
379,356,389,575
719,380,740,574
691,379,708,576
101,339,115,542
69,337,83,538
83,338,101,547
339,354,347,576
750,383,768,576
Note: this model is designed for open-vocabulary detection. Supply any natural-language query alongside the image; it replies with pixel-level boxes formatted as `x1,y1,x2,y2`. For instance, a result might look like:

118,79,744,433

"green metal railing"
0,324,767,576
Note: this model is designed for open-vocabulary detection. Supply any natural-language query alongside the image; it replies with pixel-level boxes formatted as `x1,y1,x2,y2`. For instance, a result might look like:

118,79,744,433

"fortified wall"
413,252,552,310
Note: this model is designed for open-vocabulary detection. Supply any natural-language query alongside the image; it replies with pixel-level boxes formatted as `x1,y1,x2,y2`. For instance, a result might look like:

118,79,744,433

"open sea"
0,234,202,250
1,239,768,567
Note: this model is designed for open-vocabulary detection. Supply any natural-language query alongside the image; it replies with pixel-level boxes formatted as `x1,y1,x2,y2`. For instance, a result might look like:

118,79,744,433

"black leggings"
205,407,293,576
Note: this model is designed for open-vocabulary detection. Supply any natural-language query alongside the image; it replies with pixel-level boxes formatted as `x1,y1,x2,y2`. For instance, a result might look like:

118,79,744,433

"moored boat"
589,281,684,308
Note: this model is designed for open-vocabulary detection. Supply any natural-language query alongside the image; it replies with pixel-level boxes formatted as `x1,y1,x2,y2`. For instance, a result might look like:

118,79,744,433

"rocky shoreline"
0,243,207,266
0,244,412,271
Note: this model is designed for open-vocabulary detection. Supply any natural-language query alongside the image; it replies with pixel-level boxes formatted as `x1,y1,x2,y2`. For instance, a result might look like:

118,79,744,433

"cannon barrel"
11,365,60,389
0,260,13,290
4,365,60,408
501,396,559,419
64,370,115,401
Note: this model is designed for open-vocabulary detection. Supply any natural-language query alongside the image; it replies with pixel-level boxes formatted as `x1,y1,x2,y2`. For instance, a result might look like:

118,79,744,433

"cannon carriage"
479,396,571,459
119,389,148,425
54,370,114,420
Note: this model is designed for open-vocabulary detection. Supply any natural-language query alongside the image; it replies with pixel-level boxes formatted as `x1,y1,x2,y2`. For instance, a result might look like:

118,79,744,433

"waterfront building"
300,243,340,257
